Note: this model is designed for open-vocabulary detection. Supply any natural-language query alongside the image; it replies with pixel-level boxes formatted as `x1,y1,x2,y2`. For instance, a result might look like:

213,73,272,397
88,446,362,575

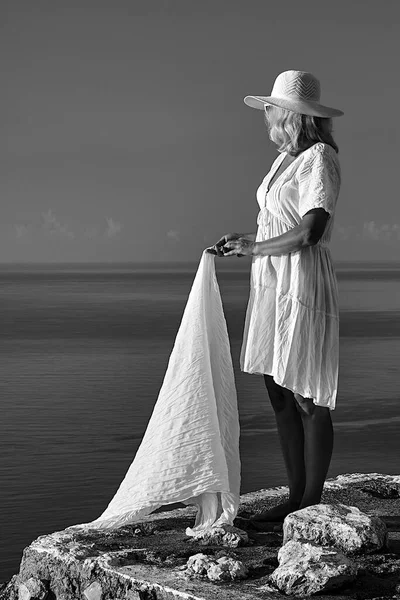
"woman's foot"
250,500,301,523
247,519,282,532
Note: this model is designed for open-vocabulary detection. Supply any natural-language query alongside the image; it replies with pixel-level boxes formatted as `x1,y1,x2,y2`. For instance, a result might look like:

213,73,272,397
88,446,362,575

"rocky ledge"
1,473,400,600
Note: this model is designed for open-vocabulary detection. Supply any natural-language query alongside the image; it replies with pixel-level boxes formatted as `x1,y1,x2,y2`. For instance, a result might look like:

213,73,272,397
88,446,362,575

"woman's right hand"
206,233,242,257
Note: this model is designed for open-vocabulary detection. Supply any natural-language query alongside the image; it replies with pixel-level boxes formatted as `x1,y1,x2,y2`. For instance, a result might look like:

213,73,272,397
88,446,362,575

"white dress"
240,142,341,409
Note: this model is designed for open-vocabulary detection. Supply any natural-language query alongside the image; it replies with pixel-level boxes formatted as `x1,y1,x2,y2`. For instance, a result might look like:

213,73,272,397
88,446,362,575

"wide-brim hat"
244,70,344,118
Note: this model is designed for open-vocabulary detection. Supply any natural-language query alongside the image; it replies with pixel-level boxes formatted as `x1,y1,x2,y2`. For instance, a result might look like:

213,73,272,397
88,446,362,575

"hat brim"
244,95,344,118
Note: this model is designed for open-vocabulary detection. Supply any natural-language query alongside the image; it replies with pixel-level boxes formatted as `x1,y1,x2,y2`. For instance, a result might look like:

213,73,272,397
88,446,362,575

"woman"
209,70,343,524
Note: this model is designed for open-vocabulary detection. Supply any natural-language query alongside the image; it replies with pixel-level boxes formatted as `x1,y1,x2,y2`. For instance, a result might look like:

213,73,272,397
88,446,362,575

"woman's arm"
253,226,311,257
223,209,329,257
241,232,257,242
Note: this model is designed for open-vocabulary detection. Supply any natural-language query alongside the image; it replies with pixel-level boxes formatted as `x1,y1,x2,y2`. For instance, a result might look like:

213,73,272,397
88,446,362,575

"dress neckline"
266,142,329,196
266,150,304,196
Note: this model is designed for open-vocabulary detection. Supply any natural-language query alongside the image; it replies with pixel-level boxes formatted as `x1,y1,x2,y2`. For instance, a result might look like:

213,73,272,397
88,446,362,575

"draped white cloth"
69,250,241,534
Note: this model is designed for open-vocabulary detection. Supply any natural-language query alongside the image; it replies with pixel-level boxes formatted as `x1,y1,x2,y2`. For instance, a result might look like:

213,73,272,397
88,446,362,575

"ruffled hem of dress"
239,366,336,411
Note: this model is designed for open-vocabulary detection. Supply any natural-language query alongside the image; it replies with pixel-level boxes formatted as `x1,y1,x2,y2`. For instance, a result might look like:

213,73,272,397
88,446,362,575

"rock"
256,582,280,593
283,503,387,554
5,474,400,600
185,553,248,582
132,523,156,536
185,553,212,575
0,576,18,600
190,524,249,548
358,552,400,575
361,478,400,499
82,581,102,600
369,597,398,600
270,539,357,596
207,556,248,582
206,563,233,582
18,578,48,600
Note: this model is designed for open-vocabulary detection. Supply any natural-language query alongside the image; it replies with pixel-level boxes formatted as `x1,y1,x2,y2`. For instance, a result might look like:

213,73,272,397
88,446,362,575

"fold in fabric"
68,250,241,535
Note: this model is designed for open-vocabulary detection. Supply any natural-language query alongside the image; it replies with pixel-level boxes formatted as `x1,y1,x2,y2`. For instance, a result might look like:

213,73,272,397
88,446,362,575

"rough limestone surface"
189,525,249,548
361,477,400,499
2,473,400,600
185,553,248,582
82,581,103,600
283,503,388,554
270,539,358,596
185,554,211,576
17,578,48,600
206,557,248,582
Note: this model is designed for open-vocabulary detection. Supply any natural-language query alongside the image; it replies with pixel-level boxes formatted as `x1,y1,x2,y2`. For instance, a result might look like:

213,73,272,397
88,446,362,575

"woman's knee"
294,393,316,416
264,376,294,413
264,375,280,404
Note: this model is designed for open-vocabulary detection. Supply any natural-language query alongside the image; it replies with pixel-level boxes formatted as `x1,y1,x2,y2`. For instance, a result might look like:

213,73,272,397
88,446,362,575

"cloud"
14,224,30,239
105,217,122,238
41,209,75,239
12,211,124,244
167,229,180,242
334,221,400,242
360,221,400,241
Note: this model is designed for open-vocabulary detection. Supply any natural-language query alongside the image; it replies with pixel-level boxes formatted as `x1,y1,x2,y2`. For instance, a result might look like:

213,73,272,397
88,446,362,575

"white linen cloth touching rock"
68,250,241,535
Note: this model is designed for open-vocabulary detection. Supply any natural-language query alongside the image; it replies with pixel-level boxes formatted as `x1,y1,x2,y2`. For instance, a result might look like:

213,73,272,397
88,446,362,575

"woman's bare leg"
252,376,306,522
294,395,334,508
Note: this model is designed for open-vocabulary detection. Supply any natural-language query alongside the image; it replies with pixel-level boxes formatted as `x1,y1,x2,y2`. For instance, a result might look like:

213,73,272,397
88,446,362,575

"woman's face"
265,106,284,145
264,105,279,128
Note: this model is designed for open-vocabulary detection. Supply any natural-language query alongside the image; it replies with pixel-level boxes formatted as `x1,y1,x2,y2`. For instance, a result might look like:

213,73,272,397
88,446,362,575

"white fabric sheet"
69,250,241,534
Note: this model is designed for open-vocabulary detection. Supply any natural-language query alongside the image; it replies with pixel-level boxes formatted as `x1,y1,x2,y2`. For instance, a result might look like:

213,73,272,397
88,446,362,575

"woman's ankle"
288,486,305,507
299,494,322,510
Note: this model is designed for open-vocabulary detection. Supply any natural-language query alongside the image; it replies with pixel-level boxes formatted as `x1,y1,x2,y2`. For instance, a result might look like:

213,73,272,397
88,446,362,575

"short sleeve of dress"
297,143,341,219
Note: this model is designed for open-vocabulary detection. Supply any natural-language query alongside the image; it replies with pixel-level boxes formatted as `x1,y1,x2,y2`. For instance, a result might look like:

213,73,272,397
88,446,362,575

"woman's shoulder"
297,142,341,186
299,142,340,174
304,142,339,161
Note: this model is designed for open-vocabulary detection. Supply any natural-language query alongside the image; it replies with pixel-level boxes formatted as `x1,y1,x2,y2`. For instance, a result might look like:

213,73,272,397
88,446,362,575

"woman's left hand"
222,237,255,257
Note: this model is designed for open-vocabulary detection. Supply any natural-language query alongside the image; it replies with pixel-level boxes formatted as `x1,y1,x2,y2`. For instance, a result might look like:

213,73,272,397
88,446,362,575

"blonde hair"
264,106,339,155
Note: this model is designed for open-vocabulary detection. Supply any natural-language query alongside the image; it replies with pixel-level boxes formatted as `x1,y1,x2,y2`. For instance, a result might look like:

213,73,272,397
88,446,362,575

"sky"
2,0,400,262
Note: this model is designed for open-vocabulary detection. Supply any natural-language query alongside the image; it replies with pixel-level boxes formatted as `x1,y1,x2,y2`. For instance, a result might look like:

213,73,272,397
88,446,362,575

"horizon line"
1,259,400,266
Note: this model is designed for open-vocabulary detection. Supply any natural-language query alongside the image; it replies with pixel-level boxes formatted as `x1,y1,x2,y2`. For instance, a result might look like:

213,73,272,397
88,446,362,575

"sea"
1,259,400,580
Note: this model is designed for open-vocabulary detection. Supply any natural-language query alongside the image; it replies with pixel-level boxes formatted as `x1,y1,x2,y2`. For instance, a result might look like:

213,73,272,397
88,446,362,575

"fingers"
208,235,239,257
215,237,227,250
223,241,246,257
223,241,234,251
206,244,224,257
222,242,237,257
206,245,237,257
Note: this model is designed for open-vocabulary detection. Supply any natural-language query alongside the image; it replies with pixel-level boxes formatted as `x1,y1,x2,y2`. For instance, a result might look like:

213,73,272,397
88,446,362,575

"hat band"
272,93,320,104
